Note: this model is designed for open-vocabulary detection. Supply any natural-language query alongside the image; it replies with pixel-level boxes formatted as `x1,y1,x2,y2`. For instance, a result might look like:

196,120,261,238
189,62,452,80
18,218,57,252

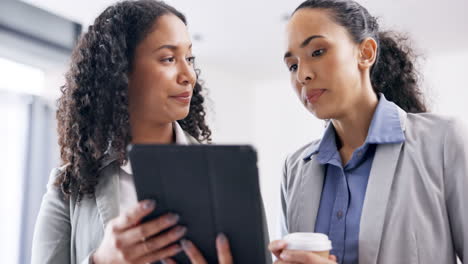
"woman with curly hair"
268,0,468,263
32,1,232,263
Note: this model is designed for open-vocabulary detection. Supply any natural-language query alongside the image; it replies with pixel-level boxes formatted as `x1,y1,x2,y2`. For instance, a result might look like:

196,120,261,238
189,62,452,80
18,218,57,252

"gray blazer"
280,106,467,263
31,132,200,264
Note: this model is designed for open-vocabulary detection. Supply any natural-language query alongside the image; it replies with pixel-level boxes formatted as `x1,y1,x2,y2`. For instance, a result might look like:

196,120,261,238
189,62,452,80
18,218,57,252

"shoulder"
284,139,321,169
404,113,466,143
438,116,468,150
406,112,459,128
282,139,321,186
45,165,67,197
400,113,468,171
280,139,323,200
47,159,119,200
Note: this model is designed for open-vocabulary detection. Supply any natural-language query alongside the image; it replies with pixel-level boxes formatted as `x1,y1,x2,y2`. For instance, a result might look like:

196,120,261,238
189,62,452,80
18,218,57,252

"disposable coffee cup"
283,232,332,258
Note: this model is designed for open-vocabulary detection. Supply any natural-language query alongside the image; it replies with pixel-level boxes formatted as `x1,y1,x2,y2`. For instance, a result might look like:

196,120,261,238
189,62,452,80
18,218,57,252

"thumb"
111,199,155,231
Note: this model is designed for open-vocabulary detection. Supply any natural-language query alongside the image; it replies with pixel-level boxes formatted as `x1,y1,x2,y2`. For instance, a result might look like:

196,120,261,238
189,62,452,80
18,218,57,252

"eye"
288,64,298,72
161,57,175,63
312,49,326,57
186,56,196,64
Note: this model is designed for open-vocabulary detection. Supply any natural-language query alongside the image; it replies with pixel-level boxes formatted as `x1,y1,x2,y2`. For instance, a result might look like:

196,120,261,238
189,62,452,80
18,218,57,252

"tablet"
128,144,271,264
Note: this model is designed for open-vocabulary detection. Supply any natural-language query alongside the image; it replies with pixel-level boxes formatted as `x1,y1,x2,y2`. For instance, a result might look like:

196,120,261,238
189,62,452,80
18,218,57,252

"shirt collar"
303,93,405,160
365,94,405,144
121,122,189,174
174,121,189,145
304,122,337,162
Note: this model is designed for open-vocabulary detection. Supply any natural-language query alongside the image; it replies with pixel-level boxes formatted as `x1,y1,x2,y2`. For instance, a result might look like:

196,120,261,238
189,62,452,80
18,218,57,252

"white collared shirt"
119,122,189,213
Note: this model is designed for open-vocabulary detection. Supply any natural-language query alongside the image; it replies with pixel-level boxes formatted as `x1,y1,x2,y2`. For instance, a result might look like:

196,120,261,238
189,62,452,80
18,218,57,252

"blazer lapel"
92,127,196,231
359,107,407,263
93,129,196,230
94,163,121,229
184,132,200,145
292,157,325,232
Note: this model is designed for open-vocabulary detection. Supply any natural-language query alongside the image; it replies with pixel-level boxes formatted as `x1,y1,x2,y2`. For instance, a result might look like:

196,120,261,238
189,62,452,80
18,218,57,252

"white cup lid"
283,232,332,252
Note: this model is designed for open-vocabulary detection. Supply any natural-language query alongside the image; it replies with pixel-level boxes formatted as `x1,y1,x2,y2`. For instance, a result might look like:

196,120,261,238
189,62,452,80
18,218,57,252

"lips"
173,91,191,97
170,91,192,104
306,89,326,104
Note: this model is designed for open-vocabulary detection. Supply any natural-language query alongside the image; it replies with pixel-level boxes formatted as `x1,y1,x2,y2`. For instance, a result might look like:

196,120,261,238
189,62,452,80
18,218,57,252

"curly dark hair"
55,0,211,200
295,0,427,113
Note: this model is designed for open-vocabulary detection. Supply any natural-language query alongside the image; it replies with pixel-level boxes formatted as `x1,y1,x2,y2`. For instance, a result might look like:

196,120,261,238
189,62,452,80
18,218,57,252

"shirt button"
336,210,344,219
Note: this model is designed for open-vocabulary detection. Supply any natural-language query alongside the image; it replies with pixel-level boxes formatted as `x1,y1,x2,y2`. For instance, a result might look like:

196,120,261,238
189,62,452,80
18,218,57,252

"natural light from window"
0,56,45,263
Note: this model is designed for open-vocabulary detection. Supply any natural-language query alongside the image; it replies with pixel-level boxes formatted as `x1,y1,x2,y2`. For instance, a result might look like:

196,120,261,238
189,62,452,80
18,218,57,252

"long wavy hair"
56,0,211,201
295,0,427,113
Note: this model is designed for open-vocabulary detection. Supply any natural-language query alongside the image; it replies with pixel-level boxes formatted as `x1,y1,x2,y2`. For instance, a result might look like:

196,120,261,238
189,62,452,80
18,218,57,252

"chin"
307,105,334,120
174,109,190,121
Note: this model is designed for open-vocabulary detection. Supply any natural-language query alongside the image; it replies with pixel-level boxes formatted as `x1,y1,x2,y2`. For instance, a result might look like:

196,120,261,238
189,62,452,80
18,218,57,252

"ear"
358,37,377,71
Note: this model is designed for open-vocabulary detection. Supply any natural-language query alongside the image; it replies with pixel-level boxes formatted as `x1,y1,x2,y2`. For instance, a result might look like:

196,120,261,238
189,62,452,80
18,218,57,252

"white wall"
424,50,468,120
197,64,256,144
251,77,326,240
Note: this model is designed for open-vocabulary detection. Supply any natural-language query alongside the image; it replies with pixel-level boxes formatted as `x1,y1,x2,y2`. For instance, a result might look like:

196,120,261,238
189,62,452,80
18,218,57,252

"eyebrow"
153,43,193,52
284,35,325,60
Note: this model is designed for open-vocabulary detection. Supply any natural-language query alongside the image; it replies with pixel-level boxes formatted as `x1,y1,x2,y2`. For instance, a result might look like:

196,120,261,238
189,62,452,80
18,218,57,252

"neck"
130,120,174,144
332,88,378,150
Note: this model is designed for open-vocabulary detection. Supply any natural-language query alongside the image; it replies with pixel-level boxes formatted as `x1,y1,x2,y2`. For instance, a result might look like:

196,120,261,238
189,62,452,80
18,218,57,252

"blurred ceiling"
22,0,468,78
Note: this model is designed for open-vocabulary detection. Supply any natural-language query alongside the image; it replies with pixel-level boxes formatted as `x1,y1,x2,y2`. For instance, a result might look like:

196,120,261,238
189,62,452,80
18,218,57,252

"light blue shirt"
303,94,405,264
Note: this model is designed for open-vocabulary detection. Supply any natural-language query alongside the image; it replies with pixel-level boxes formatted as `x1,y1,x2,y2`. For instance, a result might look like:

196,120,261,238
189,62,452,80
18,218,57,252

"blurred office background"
0,0,467,263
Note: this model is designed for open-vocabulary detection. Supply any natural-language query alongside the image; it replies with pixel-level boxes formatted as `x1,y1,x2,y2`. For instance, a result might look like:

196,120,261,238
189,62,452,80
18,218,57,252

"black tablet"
128,144,271,264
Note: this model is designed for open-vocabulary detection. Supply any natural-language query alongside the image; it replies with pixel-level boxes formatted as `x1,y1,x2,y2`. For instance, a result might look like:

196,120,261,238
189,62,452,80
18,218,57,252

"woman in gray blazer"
31,1,233,263
269,0,467,263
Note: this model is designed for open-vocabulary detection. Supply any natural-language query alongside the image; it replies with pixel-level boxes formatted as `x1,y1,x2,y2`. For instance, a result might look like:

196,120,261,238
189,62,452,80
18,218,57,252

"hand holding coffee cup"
269,232,336,264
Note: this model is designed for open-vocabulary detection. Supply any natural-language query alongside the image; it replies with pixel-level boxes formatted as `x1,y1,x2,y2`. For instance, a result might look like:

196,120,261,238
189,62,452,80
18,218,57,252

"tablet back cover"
129,145,270,264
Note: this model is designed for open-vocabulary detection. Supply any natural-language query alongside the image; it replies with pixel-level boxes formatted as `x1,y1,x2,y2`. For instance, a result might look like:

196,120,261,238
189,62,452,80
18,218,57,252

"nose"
296,62,315,85
177,60,196,87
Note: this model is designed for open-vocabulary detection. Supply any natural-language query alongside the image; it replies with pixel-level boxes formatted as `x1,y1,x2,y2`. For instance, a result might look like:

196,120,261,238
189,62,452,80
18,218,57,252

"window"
0,57,46,264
